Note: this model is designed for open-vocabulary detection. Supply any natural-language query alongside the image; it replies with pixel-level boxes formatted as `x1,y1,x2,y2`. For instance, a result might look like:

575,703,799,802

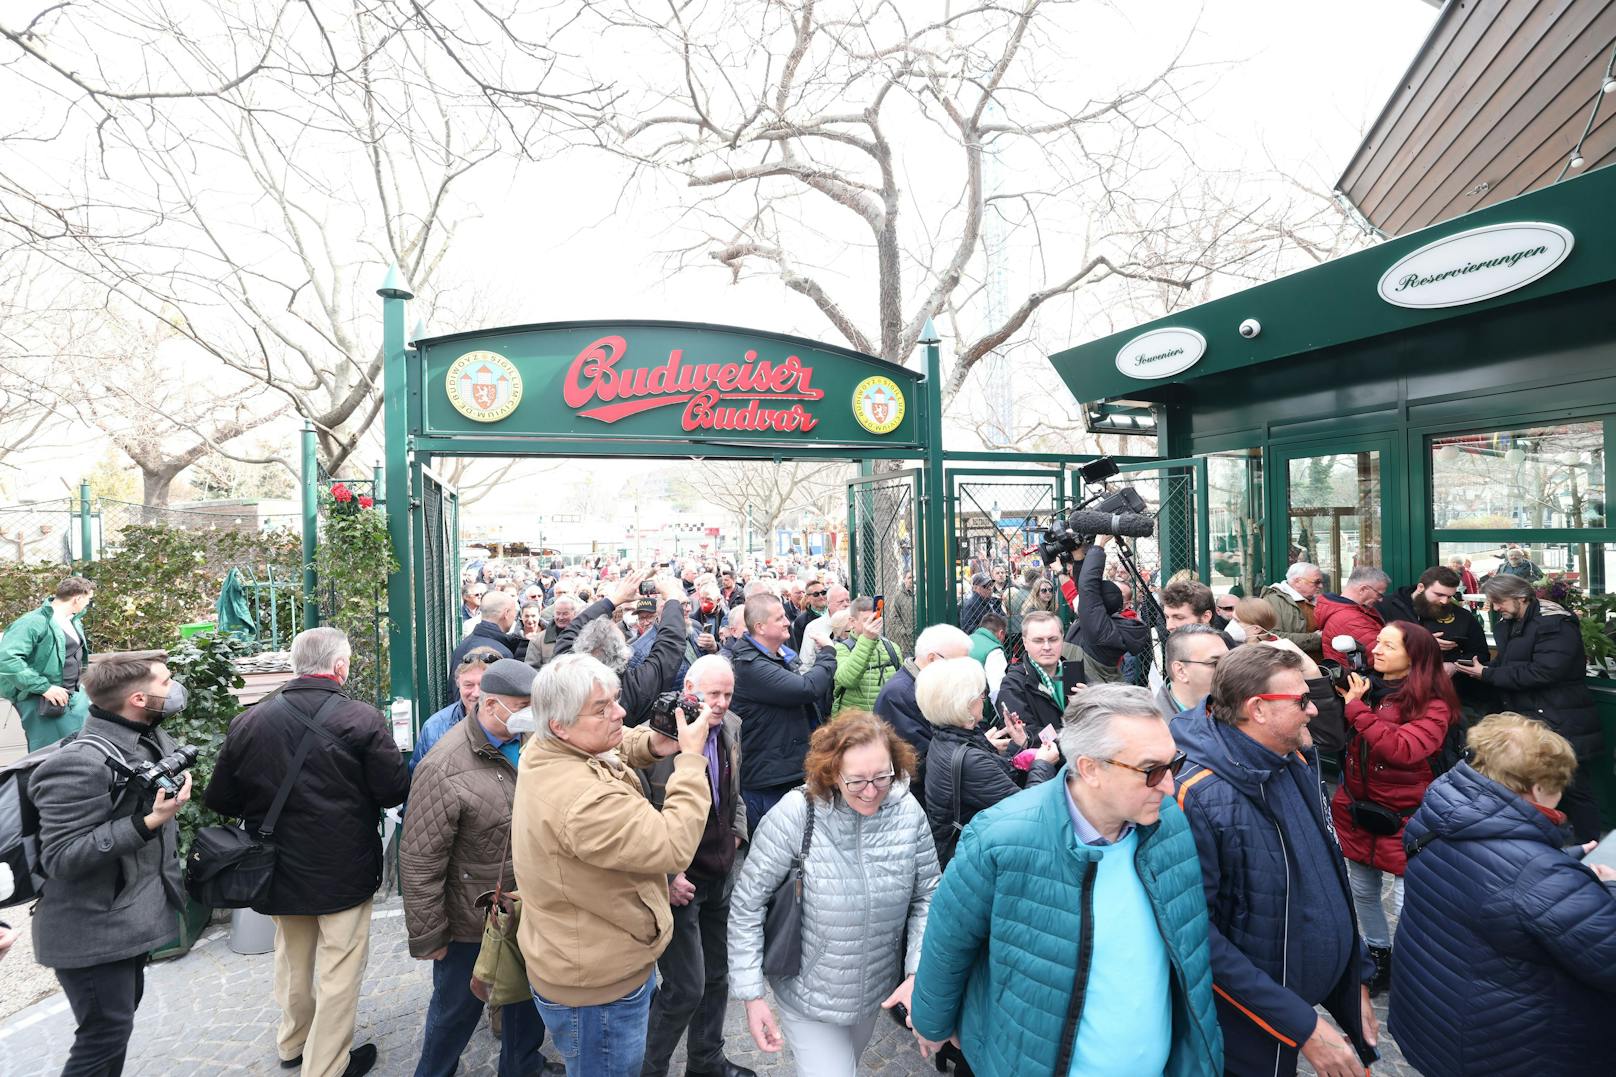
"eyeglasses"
1253,692,1311,709
1099,751,1187,788
840,771,895,794
461,652,501,665
1177,657,1221,668
806,589,826,598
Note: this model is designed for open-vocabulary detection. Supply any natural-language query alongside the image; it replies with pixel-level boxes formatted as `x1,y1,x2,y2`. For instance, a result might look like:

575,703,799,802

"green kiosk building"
1049,162,1616,821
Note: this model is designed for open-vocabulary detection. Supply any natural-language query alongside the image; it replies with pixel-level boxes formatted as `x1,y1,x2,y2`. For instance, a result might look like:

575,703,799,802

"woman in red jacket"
1330,620,1458,997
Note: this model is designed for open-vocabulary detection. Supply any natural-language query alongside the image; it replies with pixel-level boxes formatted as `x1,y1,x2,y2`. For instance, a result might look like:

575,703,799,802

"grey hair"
914,623,972,662
1481,573,1535,603
1345,565,1390,590
291,627,351,675
532,653,620,740
914,657,987,729
1165,623,1224,669
725,605,747,631
553,596,577,613
574,616,632,672
1058,684,1161,766
685,653,733,692
480,590,516,619
1286,561,1321,583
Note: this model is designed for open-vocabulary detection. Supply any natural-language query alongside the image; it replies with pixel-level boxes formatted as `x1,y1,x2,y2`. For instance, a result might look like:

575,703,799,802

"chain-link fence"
94,499,301,574
848,471,919,658
950,475,1061,642
0,498,78,563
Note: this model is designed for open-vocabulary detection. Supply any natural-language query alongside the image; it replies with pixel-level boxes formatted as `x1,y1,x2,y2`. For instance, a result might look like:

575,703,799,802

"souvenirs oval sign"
1115,327,1206,381
1377,222,1574,309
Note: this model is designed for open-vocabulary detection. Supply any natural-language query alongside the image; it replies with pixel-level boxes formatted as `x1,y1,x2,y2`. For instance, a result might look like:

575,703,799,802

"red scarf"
1528,800,1567,828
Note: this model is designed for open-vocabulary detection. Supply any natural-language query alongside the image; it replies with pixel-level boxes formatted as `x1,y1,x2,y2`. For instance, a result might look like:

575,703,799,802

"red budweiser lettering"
564,335,823,432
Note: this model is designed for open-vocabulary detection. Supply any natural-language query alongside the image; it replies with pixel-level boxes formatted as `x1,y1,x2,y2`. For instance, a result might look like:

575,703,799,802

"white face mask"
503,706,536,734
1224,621,1248,644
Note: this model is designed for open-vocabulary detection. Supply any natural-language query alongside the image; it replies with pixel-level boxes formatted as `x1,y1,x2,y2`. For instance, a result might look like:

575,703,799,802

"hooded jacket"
1329,693,1455,876
728,783,937,1024
1171,706,1374,1076
556,596,688,727
1389,763,1616,1077
1258,584,1321,659
1315,593,1383,666
1065,546,1150,679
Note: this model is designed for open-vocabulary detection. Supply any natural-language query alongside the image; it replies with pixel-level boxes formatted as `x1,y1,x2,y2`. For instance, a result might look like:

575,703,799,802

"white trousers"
776,1002,880,1077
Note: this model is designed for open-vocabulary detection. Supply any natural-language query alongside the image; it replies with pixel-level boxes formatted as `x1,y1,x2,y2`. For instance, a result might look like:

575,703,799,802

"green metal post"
380,265,415,709
78,480,93,563
373,463,385,509
300,421,320,629
1194,457,1212,585
920,319,948,631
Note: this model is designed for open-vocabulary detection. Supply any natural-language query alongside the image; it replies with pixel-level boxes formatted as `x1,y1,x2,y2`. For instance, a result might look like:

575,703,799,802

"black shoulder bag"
760,794,815,977
186,693,345,909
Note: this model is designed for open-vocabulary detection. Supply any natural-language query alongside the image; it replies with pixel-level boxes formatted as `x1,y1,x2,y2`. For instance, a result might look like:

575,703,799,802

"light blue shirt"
1063,778,1135,847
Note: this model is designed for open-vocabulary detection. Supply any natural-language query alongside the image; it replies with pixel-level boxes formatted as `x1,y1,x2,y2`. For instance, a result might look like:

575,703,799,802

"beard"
1412,592,1431,619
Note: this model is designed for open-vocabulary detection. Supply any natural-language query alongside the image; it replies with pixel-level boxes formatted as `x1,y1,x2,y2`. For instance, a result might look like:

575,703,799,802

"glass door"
1272,436,1400,593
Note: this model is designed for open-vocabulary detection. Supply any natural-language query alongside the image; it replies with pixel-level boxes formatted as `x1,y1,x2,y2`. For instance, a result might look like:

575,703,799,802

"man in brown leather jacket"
402,659,555,1076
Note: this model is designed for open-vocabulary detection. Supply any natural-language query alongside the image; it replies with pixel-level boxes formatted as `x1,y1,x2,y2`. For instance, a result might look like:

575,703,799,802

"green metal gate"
846,469,921,657
945,468,1066,631
412,464,460,713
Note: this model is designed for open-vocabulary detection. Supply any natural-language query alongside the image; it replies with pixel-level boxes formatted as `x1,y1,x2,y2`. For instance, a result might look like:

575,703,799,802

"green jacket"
832,633,901,715
967,627,1003,667
1259,583,1323,658
0,600,91,749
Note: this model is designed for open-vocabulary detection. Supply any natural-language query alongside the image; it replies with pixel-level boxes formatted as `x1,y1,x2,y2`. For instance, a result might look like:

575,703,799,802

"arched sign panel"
416,321,923,450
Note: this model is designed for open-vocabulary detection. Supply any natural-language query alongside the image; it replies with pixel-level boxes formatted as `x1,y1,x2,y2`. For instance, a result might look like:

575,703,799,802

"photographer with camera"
1063,535,1151,685
29,650,191,1075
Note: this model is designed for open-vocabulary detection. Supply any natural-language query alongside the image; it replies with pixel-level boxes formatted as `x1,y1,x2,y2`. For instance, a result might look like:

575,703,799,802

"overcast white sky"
6,0,1439,524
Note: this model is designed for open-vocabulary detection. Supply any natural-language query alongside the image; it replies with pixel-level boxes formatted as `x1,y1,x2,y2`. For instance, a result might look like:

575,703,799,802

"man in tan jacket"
513,651,711,1075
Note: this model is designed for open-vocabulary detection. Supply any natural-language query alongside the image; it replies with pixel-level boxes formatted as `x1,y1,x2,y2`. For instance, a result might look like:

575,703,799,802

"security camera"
1238,318,1261,339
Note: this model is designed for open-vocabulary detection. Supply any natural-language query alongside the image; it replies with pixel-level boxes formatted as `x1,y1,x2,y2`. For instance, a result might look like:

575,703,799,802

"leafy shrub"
163,630,249,861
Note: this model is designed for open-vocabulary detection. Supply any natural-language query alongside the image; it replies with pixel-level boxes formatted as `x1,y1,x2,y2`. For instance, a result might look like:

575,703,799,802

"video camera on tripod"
1031,457,1156,565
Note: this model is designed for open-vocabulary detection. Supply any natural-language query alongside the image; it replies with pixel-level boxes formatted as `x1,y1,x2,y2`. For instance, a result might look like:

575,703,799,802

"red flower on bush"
358,495,374,509
331,483,353,503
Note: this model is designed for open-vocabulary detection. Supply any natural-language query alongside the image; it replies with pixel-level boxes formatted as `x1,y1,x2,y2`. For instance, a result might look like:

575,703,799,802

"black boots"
1368,944,1393,997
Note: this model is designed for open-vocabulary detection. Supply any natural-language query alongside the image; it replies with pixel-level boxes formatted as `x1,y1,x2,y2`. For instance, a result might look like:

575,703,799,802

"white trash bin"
229,906,277,955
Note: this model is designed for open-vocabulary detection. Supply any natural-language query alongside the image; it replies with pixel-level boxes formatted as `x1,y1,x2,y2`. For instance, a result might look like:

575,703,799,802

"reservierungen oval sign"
1377,222,1574,309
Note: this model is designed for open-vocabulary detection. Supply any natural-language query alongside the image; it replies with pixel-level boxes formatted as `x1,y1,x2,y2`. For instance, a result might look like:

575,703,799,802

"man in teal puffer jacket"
910,683,1222,1075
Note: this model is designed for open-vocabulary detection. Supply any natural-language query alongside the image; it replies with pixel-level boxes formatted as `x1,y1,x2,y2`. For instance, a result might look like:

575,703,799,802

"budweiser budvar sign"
563,334,823,432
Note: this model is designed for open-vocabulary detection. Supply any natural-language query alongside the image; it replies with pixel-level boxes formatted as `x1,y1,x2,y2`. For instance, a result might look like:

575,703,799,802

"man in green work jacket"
0,576,94,750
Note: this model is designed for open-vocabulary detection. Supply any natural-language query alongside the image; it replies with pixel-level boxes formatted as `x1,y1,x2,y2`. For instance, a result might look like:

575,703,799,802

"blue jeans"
741,784,794,828
414,941,546,1077
533,970,657,1077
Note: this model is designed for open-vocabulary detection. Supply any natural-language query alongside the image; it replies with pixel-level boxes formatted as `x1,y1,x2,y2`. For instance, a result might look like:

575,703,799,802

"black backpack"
0,732,129,909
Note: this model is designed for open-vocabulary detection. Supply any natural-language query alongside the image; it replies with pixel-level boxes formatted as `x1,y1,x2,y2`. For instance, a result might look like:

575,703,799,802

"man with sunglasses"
1172,645,1378,1077
788,580,831,652
910,684,1221,1074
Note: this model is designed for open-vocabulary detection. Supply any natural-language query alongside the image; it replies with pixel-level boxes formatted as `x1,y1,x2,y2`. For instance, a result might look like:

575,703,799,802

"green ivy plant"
163,630,249,861
316,487,396,708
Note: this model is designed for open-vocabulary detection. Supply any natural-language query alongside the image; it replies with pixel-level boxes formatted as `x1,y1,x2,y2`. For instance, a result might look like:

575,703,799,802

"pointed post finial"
377,264,415,300
408,317,427,350
919,317,940,345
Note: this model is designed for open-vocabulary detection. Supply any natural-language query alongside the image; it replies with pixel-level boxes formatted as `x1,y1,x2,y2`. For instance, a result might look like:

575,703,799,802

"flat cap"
479,658,535,698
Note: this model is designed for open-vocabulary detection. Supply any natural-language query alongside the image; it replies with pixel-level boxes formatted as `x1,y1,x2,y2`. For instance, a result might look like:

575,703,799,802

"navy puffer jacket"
1389,762,1616,1077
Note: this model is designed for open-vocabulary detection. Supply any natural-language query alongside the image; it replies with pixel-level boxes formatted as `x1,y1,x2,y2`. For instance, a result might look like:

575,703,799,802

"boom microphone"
1066,509,1156,539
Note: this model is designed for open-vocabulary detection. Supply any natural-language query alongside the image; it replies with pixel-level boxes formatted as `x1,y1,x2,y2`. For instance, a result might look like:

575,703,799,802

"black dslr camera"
648,691,701,738
104,744,200,797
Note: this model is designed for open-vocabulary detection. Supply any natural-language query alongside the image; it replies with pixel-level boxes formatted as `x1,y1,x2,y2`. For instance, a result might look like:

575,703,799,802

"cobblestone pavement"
0,896,1416,1075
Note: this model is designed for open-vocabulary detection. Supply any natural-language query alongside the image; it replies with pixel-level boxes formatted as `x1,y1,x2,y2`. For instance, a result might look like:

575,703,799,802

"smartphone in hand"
873,594,885,618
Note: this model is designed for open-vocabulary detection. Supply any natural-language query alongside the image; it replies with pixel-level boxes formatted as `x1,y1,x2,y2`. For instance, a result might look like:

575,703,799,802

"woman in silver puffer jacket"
729,710,939,1075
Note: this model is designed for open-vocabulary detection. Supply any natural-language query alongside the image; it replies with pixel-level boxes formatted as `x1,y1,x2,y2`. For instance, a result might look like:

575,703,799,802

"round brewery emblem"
852,376,905,435
446,350,522,423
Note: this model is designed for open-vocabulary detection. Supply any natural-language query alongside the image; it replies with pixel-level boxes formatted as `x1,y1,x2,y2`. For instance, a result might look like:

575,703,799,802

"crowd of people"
3,541,1615,1077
